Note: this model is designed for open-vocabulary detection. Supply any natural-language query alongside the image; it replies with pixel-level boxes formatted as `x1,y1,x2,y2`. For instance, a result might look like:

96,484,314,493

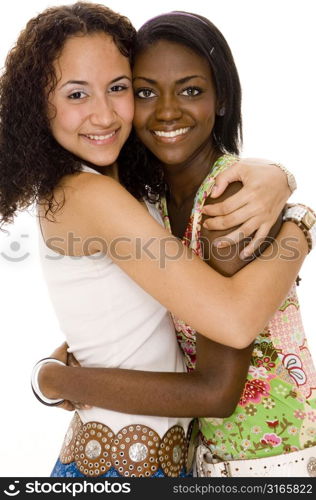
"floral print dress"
160,154,316,460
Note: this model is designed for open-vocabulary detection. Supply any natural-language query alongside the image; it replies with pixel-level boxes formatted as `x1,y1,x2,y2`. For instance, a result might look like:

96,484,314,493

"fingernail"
203,222,208,229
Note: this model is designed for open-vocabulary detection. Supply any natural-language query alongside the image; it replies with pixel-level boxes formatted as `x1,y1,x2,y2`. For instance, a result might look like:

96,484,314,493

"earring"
217,107,225,117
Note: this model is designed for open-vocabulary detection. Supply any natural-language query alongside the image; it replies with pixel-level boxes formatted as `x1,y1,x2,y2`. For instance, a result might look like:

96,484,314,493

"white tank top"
38,165,190,435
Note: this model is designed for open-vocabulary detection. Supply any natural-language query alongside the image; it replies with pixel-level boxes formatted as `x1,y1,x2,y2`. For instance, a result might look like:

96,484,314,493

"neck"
164,147,220,207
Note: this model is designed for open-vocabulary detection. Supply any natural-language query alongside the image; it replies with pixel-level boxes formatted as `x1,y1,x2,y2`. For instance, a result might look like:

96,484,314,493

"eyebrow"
58,75,131,90
133,75,207,84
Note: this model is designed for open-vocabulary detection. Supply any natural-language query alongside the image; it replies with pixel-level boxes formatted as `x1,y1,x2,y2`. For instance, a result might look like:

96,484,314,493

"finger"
58,400,76,411
50,342,69,362
67,353,81,367
210,162,242,198
55,341,68,353
72,402,92,410
202,188,251,216
240,224,272,259
212,223,255,248
203,205,256,231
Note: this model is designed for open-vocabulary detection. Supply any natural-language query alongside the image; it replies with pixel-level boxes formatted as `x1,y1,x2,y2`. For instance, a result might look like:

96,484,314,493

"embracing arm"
39,184,256,417
39,181,302,417
40,336,253,417
65,173,307,348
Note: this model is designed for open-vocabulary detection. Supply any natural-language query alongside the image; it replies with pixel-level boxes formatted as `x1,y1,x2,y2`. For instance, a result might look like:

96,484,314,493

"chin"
82,154,119,167
148,147,187,166
157,156,185,166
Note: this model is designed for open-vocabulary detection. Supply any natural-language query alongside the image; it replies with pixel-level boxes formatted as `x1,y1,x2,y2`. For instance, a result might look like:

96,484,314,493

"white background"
0,0,315,477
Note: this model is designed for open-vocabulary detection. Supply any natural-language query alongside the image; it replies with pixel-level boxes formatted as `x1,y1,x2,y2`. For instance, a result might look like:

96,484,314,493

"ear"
216,103,226,116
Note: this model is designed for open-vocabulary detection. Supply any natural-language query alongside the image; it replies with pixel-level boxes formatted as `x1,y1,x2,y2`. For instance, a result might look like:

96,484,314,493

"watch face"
303,211,316,230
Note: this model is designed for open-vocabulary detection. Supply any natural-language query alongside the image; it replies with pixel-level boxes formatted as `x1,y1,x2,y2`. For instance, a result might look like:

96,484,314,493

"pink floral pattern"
239,379,270,406
261,433,282,447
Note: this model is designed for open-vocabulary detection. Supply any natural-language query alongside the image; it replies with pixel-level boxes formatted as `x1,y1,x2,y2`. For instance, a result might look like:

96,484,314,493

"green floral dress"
160,154,316,460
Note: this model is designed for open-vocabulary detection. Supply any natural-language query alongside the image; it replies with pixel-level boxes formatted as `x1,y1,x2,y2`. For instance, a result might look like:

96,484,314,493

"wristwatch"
269,163,297,193
283,204,316,252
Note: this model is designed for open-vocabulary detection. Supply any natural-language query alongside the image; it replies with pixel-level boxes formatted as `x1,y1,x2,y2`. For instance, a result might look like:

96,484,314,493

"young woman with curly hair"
0,3,313,477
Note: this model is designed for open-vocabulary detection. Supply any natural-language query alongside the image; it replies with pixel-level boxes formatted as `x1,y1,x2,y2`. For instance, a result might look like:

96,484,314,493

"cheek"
51,106,84,137
199,106,217,136
133,102,150,131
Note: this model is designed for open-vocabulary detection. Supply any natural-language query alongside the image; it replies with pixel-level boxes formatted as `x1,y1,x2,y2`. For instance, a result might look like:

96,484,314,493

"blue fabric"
51,458,191,478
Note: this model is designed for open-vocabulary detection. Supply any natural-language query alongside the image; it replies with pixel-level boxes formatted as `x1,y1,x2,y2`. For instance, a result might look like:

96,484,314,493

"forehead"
133,40,211,80
54,33,131,80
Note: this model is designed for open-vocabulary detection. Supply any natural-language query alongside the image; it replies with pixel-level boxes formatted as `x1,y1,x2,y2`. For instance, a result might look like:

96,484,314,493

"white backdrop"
0,0,315,477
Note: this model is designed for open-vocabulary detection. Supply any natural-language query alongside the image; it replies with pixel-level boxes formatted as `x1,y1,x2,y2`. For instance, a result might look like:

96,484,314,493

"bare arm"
43,172,307,349
40,337,253,417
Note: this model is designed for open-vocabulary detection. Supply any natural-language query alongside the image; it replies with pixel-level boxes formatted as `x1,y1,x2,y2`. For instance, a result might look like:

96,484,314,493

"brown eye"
68,91,86,100
135,88,156,99
109,84,128,93
181,87,202,97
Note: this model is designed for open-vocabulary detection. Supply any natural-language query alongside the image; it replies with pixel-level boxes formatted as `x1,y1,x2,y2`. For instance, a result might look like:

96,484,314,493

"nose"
89,94,116,127
155,94,182,122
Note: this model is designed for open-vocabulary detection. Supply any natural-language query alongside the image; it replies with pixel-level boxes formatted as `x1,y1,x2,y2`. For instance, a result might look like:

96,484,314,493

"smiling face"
48,33,134,168
133,40,219,167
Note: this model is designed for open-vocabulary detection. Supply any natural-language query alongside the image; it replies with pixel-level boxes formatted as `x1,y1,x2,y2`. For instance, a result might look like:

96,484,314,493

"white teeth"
86,131,116,140
154,127,190,138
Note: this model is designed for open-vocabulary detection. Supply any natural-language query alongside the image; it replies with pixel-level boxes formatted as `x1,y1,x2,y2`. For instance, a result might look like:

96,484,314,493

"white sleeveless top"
38,165,190,436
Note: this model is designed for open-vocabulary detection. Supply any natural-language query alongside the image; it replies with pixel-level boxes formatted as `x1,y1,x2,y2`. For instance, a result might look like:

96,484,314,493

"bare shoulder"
38,172,123,255
60,171,119,202
43,171,131,219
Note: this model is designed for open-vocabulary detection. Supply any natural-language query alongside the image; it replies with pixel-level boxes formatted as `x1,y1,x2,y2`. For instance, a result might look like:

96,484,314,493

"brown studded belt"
59,412,191,477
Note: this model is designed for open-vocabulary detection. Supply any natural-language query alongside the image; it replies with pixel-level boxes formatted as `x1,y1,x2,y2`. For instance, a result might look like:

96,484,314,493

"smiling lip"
81,129,119,145
151,127,191,143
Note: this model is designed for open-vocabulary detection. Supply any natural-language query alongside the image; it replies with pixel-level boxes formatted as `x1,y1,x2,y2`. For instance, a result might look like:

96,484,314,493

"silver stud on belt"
307,457,316,477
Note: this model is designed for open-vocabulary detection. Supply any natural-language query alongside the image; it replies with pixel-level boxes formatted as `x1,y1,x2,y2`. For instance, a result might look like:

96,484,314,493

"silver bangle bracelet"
31,357,66,407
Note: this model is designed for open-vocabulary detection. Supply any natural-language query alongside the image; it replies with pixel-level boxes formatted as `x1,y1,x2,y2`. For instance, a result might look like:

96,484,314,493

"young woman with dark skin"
35,10,316,478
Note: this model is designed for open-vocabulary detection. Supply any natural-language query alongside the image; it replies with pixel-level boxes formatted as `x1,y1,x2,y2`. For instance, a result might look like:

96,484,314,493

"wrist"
269,162,297,195
38,363,63,400
31,357,66,406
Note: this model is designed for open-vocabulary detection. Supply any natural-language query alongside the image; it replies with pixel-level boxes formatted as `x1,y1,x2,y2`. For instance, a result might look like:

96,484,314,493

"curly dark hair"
118,130,166,203
119,11,243,201
0,2,136,226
